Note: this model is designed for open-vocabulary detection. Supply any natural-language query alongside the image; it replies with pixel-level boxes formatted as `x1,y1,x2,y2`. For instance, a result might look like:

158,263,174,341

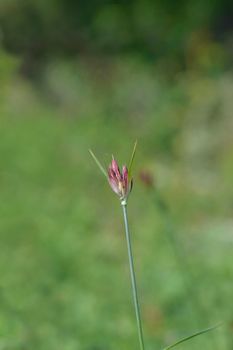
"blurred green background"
0,1,233,349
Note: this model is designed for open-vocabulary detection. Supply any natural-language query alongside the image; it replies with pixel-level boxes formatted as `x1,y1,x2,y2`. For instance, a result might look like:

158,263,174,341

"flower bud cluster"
108,158,133,201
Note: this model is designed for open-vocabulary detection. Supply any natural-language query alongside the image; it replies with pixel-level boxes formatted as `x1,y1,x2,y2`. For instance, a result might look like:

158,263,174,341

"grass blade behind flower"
163,323,222,350
89,149,108,178
128,140,137,180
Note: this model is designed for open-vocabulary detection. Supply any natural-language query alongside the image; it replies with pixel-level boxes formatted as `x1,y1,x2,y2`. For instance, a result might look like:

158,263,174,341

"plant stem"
121,201,145,350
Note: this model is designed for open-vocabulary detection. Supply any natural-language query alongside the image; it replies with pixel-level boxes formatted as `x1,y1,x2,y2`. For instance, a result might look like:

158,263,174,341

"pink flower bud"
108,158,133,201
111,159,121,176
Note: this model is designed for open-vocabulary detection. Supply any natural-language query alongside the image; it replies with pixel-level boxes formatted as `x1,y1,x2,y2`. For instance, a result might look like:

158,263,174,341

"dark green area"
0,0,232,76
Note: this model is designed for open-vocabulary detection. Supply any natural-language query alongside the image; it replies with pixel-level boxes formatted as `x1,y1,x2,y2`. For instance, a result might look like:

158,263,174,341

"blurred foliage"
0,0,232,73
0,1,233,349
0,53,233,349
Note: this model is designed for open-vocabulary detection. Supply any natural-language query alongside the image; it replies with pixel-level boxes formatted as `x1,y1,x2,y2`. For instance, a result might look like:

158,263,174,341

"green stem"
121,201,145,350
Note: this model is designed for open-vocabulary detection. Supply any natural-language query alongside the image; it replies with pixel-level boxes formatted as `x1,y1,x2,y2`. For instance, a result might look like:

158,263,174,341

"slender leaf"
89,149,108,178
163,323,222,350
128,140,137,179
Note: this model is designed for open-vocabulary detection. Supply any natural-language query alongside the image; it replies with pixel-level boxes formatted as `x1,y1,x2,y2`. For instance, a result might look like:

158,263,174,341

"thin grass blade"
89,149,108,178
128,140,137,179
163,323,222,350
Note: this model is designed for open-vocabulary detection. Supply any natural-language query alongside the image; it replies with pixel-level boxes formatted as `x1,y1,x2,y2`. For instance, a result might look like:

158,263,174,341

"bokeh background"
0,1,233,349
